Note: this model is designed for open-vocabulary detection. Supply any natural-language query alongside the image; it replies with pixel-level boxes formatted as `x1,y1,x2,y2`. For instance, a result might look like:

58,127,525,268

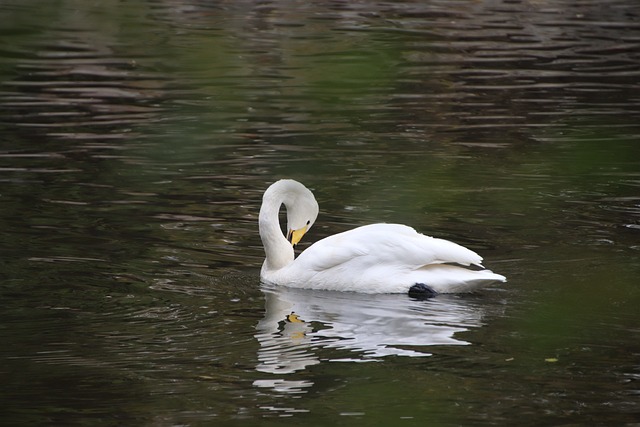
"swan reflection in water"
253,285,487,393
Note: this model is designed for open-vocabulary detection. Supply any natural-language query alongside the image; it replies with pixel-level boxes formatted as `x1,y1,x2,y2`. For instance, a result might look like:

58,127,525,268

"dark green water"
1,0,639,425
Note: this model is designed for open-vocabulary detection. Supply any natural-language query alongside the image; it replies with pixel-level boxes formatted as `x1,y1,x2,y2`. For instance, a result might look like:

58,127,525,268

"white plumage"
259,179,506,294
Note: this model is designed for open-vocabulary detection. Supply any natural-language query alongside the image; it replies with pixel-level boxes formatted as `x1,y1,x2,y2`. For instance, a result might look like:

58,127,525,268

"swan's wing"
295,223,484,273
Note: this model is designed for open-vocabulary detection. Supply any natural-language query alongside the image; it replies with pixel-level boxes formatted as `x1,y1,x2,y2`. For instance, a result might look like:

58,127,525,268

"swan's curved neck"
259,192,294,272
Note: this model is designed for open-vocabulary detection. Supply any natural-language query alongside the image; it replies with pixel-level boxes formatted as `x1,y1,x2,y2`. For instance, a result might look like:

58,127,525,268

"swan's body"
259,179,506,294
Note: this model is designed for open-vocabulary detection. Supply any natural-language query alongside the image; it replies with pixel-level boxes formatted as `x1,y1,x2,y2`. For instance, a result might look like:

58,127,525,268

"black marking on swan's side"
408,283,438,300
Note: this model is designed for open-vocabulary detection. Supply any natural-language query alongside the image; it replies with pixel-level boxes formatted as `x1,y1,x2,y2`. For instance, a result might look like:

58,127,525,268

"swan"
258,179,506,296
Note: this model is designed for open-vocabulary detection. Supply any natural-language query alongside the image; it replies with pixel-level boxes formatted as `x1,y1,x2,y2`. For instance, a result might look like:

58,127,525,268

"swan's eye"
306,220,310,225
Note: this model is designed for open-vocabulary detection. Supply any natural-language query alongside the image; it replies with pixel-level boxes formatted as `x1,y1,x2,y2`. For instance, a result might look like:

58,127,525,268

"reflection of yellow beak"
287,225,308,246
286,312,304,323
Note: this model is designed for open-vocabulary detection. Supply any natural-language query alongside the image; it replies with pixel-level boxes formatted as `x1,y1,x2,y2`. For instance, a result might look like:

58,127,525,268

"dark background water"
1,0,639,425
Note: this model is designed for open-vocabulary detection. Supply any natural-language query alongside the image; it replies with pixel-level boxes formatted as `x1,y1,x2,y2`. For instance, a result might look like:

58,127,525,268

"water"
1,0,639,425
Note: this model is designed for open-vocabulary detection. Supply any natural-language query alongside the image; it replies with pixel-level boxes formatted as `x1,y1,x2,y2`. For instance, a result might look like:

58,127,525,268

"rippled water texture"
1,0,639,425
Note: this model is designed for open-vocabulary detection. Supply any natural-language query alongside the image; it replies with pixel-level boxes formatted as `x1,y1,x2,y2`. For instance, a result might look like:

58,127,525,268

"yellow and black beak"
286,225,308,246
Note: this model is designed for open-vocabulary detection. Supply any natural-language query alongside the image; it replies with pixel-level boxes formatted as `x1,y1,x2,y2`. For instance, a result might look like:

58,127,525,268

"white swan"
259,179,506,295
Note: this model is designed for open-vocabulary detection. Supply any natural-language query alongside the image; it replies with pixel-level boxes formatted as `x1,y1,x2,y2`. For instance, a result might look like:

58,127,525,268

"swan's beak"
287,225,308,246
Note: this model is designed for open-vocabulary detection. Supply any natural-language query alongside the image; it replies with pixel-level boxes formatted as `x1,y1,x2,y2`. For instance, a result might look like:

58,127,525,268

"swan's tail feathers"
410,265,506,294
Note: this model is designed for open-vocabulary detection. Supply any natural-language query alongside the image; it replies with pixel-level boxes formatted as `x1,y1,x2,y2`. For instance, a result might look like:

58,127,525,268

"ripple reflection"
254,285,485,380
0,32,164,140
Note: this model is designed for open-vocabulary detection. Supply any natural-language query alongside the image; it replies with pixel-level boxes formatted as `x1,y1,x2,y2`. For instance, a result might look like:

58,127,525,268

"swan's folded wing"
294,229,368,272
295,223,483,273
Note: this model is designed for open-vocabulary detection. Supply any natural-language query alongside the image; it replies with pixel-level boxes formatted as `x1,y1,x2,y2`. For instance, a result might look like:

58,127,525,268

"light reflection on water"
1,0,640,424
255,286,485,377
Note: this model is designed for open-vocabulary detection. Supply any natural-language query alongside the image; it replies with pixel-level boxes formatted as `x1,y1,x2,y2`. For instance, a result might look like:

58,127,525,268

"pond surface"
1,0,640,425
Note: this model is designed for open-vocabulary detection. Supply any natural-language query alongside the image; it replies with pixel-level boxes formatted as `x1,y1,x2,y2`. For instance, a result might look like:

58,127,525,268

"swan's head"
283,181,319,246
263,179,319,246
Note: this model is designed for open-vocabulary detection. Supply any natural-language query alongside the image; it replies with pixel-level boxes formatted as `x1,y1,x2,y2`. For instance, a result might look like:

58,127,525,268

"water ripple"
0,34,165,139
